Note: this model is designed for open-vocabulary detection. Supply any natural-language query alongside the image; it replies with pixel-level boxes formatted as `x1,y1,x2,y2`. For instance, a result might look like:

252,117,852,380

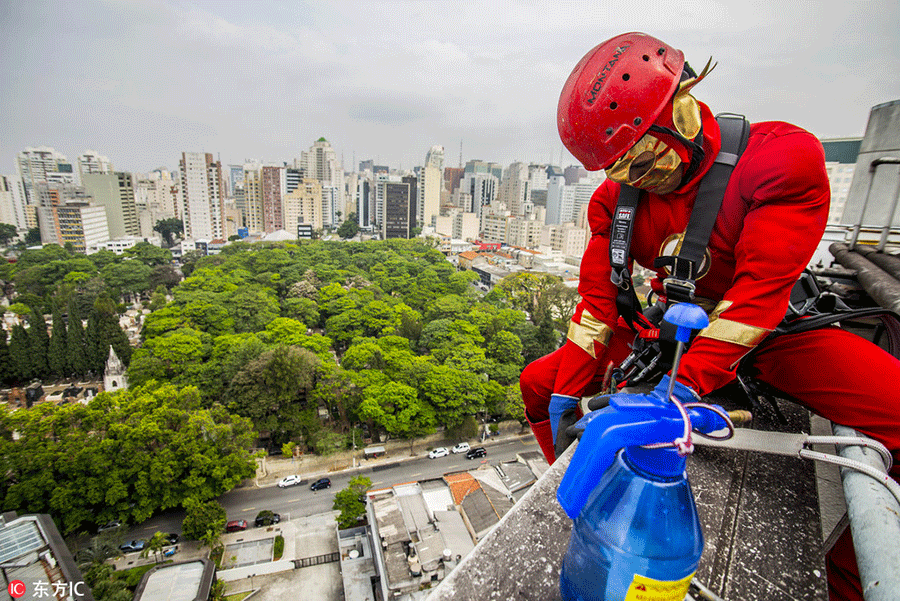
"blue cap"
663,303,709,342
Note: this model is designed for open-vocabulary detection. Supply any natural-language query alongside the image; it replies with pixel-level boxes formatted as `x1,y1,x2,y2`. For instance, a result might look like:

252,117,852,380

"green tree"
140,531,170,564
123,242,173,266
358,381,435,452
0,329,11,385
66,300,89,377
27,306,49,379
8,324,31,382
24,227,41,246
333,475,371,529
0,223,17,245
48,301,68,378
420,365,485,428
85,293,131,373
154,218,183,248
101,260,152,302
182,498,227,542
148,264,181,291
337,214,359,239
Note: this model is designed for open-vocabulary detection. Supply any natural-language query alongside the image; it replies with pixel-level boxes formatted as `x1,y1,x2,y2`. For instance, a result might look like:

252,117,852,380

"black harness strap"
654,113,750,303
609,185,643,330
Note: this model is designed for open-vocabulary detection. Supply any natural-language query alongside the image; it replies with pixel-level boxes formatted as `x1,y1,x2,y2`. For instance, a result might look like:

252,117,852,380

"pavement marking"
241,507,256,513
410,472,422,477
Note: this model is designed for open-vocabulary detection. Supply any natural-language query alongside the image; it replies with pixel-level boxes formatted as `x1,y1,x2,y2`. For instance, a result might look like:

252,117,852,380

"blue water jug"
559,444,702,601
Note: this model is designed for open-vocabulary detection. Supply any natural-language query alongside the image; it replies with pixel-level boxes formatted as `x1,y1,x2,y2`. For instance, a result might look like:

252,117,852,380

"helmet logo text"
586,44,630,106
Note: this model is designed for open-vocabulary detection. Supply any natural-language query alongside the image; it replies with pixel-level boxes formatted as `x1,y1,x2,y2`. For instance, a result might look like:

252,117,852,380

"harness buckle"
663,277,696,303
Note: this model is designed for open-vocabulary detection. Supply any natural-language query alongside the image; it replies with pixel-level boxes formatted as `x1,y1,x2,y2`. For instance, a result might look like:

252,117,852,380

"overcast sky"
2,0,898,176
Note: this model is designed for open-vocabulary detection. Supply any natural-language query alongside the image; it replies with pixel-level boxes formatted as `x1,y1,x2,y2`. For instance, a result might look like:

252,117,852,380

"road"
134,437,538,537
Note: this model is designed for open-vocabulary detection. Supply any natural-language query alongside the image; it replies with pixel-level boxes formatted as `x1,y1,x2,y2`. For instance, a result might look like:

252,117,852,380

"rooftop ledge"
427,397,829,601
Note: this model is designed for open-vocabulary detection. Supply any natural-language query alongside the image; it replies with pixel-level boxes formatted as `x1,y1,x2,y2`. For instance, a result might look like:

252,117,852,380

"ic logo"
8,580,26,598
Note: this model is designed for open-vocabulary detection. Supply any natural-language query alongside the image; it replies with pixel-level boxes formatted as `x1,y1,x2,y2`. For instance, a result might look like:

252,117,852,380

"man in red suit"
520,32,900,601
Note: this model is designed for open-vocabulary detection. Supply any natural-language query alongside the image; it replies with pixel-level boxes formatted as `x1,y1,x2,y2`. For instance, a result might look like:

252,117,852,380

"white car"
277,475,302,488
451,442,470,454
428,447,449,459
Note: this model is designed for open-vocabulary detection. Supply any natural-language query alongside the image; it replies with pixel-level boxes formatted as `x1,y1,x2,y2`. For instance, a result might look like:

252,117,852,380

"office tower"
261,165,285,233
77,150,113,181
0,175,27,230
545,166,567,225
498,162,531,216
179,152,226,241
134,170,178,239
380,178,415,239
228,164,245,198
81,172,139,238
464,160,503,180
564,165,588,185
507,215,544,248
418,146,444,228
528,163,550,192
16,147,74,207
284,178,323,232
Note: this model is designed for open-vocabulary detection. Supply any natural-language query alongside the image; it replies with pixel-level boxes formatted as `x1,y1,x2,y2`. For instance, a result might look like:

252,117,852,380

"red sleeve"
552,180,624,395
678,129,830,394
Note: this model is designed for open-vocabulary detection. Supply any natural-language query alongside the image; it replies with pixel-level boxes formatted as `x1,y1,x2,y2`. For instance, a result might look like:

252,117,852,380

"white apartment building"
460,172,498,217
481,207,512,244
134,169,179,239
16,146,74,207
0,175,27,230
77,150,113,181
507,215,544,248
418,146,444,228
542,223,589,258
55,203,110,253
179,152,226,241
81,172,139,239
498,162,531,216
298,138,344,225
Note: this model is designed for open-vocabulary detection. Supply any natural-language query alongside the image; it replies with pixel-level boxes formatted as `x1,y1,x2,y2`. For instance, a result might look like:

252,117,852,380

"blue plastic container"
559,446,703,601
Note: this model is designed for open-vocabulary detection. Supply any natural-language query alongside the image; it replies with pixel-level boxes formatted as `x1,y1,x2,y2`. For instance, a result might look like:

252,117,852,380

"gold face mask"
605,59,715,192
605,133,684,191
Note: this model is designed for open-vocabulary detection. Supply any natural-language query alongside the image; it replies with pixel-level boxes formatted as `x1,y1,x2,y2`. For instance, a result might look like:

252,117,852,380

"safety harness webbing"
610,113,750,328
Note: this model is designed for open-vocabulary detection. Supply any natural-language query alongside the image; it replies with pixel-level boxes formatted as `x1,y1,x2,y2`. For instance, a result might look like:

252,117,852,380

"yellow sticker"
623,572,694,601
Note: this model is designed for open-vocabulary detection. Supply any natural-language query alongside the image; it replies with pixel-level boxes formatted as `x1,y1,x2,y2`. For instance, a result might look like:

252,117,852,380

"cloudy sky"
1,0,898,176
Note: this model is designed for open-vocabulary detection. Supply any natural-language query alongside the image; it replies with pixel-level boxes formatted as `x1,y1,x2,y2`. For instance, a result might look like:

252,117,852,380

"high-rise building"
33,181,109,252
16,146,74,207
0,175,27,230
381,179,415,239
821,138,863,225
284,178,323,232
418,146,444,228
498,162,531,216
81,172,139,238
261,165,285,233
464,160,503,180
507,215,544,248
528,163,550,192
179,152,226,241
299,138,344,226
134,170,178,239
77,150,113,181
357,174,374,229
460,172,498,217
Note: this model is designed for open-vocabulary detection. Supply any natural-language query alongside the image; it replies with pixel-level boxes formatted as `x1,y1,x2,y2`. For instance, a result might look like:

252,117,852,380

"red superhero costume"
523,32,900,601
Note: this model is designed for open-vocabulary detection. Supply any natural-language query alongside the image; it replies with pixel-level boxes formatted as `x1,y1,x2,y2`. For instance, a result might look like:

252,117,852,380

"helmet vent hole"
643,55,650,61
606,127,614,136
610,102,618,110
634,118,642,126
622,73,630,81
657,48,665,55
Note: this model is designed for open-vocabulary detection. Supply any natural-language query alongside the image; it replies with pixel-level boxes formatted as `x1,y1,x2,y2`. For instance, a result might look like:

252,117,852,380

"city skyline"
2,1,898,176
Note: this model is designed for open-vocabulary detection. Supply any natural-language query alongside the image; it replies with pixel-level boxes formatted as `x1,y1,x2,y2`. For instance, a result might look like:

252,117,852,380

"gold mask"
605,133,683,190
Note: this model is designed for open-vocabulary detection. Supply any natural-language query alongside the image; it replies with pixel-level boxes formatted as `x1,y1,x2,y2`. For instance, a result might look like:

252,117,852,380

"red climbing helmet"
558,32,685,171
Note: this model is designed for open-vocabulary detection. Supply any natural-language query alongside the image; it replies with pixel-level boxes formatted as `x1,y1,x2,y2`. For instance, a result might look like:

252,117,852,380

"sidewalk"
247,421,533,489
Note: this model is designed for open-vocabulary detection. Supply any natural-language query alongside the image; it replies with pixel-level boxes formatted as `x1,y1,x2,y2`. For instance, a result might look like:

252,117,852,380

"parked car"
118,540,145,553
277,475,302,488
451,442,470,454
254,511,281,527
310,477,331,491
97,520,122,534
225,520,248,533
429,447,449,459
466,447,487,460
165,533,179,545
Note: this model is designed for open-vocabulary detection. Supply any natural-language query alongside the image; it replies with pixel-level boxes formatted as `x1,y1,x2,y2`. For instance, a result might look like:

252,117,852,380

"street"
134,437,538,537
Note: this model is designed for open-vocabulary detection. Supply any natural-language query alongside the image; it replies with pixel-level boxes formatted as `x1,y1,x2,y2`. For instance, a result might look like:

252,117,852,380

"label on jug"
624,571,694,601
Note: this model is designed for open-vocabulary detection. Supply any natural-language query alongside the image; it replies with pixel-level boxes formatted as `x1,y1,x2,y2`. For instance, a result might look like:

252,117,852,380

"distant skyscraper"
81,172,139,238
300,138,344,225
418,146,444,228
821,138,863,225
261,165,285,233
0,175,27,230
461,172,498,217
284,178,323,232
545,166,567,225
16,146,74,207
381,179,415,239
77,150,113,181
357,175,374,229
179,152,226,240
498,162,531,216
